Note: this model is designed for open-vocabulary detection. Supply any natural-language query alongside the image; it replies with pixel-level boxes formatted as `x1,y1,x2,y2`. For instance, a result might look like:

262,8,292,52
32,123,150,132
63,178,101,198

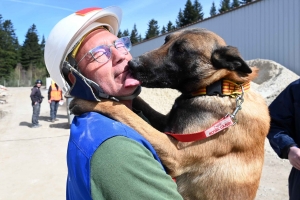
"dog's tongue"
124,72,141,88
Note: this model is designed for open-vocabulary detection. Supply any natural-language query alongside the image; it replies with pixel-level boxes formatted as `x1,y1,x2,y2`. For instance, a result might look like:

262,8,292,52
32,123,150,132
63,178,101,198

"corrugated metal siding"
131,0,300,75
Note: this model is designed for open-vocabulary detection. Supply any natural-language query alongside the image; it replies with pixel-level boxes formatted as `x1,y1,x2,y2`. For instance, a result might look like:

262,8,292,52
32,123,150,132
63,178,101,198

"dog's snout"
128,59,141,70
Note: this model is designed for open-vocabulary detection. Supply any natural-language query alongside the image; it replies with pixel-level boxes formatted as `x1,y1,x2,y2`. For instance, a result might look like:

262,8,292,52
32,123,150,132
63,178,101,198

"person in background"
267,79,300,200
44,6,183,200
48,81,63,122
30,79,44,128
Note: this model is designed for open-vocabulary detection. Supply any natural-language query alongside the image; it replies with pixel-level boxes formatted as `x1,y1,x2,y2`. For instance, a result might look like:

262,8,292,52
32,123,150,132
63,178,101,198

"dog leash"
165,83,246,142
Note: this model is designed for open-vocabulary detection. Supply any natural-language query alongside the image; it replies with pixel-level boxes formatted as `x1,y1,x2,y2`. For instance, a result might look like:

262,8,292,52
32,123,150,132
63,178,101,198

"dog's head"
129,28,257,94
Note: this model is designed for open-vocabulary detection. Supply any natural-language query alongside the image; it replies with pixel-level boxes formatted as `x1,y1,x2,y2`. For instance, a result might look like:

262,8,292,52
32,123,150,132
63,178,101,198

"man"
267,79,300,200
48,81,63,122
44,6,182,200
30,79,44,128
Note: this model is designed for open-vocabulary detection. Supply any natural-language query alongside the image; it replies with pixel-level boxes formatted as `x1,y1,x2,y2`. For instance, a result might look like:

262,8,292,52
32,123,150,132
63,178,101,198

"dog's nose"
128,59,140,70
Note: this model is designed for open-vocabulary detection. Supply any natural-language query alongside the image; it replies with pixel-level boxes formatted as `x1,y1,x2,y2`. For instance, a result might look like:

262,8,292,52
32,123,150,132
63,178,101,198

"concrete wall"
131,0,300,75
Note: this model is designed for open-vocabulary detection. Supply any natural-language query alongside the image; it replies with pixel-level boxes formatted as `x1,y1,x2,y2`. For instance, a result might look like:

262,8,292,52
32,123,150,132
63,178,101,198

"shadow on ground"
49,122,70,129
19,121,70,129
39,114,68,122
19,121,32,127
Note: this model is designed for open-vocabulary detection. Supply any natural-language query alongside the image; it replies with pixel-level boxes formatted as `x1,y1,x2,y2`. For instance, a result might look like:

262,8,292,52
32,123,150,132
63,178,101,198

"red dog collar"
165,115,234,142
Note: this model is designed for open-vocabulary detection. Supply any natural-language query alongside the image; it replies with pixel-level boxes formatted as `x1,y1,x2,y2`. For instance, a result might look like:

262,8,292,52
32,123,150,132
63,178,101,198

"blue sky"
0,0,213,45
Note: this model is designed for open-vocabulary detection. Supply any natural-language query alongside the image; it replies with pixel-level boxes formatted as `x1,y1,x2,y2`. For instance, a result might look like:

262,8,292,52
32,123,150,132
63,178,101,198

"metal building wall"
131,0,300,75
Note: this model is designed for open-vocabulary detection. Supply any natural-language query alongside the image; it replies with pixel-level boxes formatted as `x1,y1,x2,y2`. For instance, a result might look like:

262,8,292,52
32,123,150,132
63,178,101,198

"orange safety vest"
50,83,62,101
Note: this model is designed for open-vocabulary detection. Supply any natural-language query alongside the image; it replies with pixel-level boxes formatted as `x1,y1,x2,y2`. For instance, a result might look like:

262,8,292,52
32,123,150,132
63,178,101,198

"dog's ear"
211,46,252,73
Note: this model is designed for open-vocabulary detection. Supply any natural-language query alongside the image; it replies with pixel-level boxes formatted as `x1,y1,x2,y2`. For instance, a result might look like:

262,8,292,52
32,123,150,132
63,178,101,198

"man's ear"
211,46,252,73
68,72,75,84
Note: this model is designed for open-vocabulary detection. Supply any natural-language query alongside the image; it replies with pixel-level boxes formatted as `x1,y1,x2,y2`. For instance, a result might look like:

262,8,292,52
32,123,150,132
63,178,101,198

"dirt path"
0,87,292,200
0,87,69,200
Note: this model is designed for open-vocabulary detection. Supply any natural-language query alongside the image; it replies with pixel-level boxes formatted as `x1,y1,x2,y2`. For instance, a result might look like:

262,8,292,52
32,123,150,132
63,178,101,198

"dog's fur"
70,28,270,200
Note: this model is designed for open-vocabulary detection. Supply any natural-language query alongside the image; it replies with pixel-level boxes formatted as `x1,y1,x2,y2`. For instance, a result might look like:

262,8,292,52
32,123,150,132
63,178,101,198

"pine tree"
20,24,42,70
231,0,240,8
138,34,142,42
130,24,139,44
210,2,217,16
40,35,47,76
219,0,231,13
0,16,19,80
117,30,123,38
40,35,45,52
161,26,166,34
179,0,204,27
193,0,204,21
176,9,184,28
145,19,160,40
182,0,196,26
239,0,253,5
122,29,130,37
167,21,176,32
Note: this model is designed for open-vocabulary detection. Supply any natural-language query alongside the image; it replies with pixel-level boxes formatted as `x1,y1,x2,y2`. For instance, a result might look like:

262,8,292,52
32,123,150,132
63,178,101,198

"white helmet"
44,6,141,101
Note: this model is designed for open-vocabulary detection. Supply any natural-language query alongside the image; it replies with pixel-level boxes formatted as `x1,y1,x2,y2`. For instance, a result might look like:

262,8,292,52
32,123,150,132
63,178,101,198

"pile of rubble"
247,59,299,105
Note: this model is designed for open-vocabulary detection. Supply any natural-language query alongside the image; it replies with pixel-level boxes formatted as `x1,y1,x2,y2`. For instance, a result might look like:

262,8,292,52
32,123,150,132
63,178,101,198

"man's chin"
122,85,139,95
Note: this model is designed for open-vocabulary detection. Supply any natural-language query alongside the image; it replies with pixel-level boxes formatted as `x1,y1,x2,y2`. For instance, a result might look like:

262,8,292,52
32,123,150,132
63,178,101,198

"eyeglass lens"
91,37,132,63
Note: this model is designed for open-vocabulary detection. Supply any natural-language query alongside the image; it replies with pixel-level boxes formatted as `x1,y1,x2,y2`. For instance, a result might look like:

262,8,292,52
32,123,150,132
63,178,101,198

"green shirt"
90,136,183,200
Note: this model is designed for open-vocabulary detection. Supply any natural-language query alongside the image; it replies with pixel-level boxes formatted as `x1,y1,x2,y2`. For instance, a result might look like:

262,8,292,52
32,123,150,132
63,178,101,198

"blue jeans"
32,103,41,125
50,101,59,120
289,167,300,200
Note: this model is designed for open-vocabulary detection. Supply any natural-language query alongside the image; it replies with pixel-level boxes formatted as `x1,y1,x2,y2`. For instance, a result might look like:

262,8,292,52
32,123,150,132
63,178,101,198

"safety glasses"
76,36,132,66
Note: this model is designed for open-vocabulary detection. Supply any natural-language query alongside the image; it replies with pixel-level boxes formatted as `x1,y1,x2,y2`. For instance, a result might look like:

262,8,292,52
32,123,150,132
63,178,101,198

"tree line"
0,16,46,86
119,0,254,43
0,0,254,86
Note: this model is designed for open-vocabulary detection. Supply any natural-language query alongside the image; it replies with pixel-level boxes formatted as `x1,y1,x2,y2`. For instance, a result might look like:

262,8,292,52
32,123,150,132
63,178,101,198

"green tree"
130,24,139,44
117,30,123,38
179,0,204,27
161,26,166,34
40,35,48,76
145,19,160,40
166,21,176,32
40,35,45,52
122,29,130,37
182,0,196,26
193,0,204,21
210,2,217,16
219,0,231,13
0,16,19,80
239,0,253,5
176,9,184,28
138,34,142,43
20,24,43,70
231,0,240,8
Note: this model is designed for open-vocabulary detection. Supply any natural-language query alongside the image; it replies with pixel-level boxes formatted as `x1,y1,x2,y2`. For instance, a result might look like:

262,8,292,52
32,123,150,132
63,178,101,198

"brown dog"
70,28,270,200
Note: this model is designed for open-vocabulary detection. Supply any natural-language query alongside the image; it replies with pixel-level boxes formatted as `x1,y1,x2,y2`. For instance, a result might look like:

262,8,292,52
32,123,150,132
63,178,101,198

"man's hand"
288,146,300,170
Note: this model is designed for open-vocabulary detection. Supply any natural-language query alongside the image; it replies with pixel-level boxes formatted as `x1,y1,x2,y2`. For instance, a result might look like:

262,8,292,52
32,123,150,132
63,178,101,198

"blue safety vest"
66,112,164,200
